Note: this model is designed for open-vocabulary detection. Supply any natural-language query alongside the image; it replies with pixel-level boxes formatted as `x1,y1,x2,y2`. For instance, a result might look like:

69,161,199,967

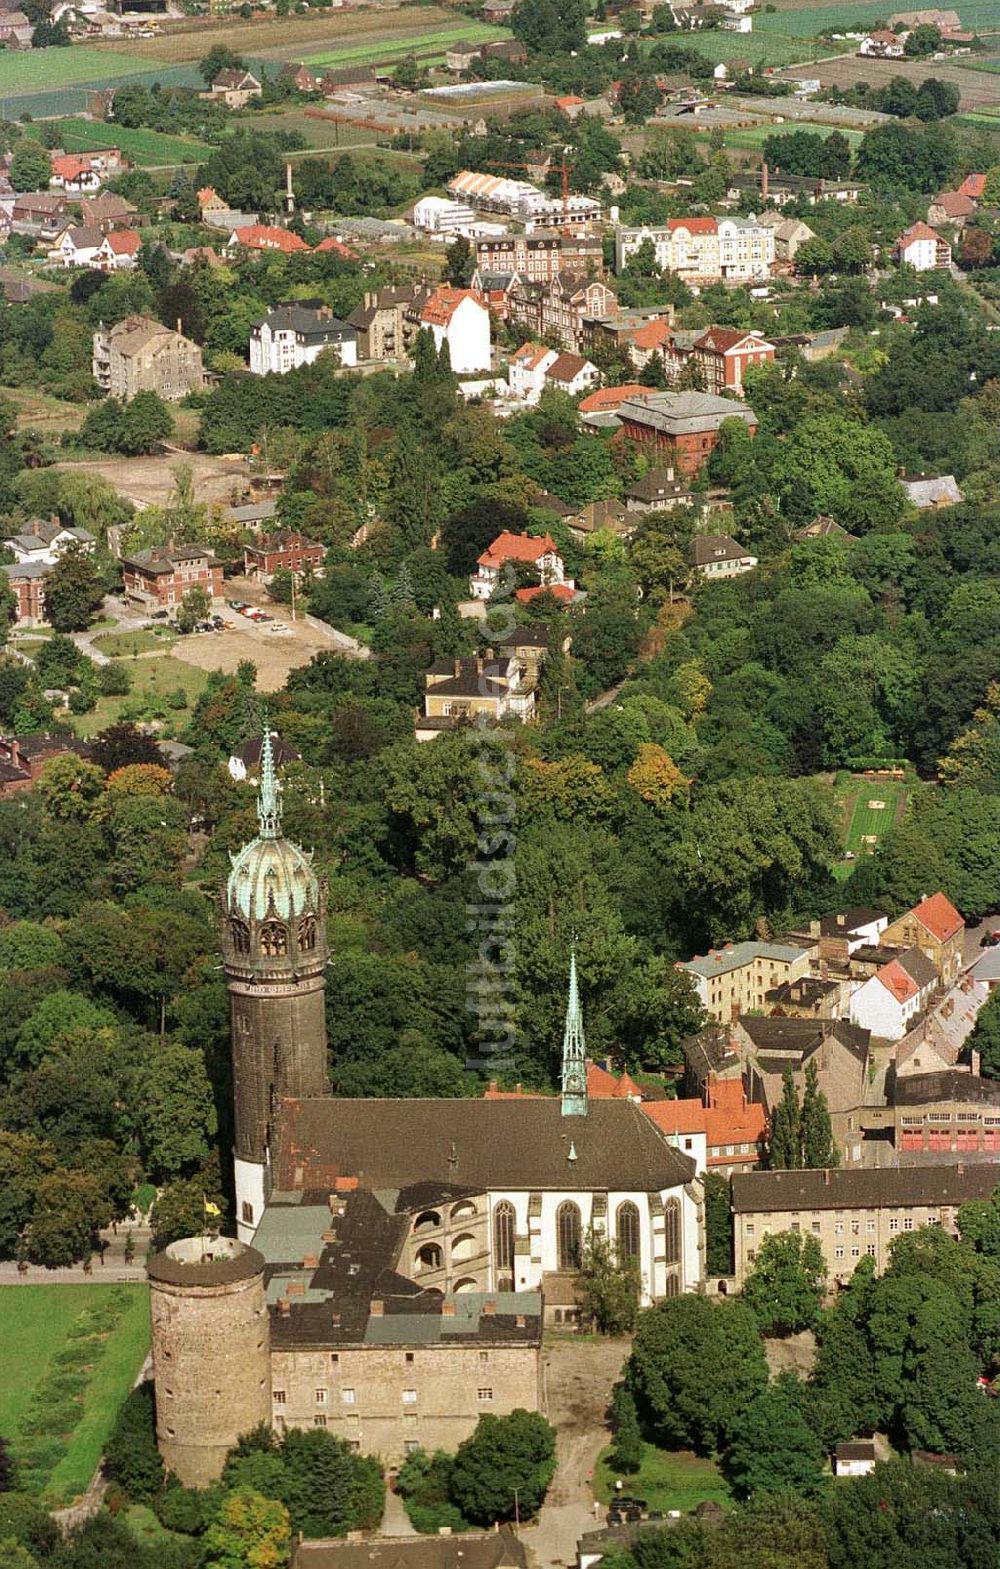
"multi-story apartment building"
732,1164,998,1286
475,233,563,282
691,328,775,394
882,892,964,986
614,217,774,281
120,545,224,609
249,305,358,376
347,286,432,362
92,315,206,402
677,940,810,1022
507,276,616,352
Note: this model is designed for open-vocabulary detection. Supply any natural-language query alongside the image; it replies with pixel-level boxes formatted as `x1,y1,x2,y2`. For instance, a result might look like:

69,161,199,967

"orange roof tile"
643,1098,707,1136
515,582,577,604
232,225,310,253
420,286,483,327
877,958,919,1004
478,530,557,568
631,319,672,351
669,216,717,235
512,341,552,369
909,891,963,943
959,173,986,199
897,221,941,246
578,383,648,414
104,229,140,255
315,235,355,258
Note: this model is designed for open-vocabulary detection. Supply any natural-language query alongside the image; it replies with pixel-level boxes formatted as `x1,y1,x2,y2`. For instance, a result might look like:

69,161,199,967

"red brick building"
2,560,51,626
617,391,758,478
692,328,775,395
120,545,223,608
0,734,95,795
243,531,326,581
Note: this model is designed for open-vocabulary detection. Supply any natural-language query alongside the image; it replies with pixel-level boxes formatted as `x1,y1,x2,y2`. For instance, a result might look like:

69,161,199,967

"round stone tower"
221,730,329,1238
147,1235,270,1489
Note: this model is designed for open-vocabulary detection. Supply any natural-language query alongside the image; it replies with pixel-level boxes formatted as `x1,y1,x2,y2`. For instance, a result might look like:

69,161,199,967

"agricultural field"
834,773,910,877
245,106,381,149
302,19,503,68
7,387,86,436
52,117,209,167
780,51,1000,106
643,28,819,65
0,45,139,93
718,121,864,149
763,0,997,21
0,1285,150,1506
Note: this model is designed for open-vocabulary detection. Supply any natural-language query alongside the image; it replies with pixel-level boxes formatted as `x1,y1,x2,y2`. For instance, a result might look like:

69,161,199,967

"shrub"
167,688,189,709
68,687,96,714
97,662,133,696
103,1383,164,1502
0,1493,59,1556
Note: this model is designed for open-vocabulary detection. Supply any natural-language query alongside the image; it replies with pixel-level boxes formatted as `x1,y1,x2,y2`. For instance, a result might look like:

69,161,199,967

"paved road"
0,1224,152,1286
380,1487,418,1537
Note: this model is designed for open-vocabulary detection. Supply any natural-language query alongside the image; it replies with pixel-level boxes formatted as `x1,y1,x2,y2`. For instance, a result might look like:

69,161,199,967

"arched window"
664,1199,681,1266
230,918,250,955
494,1201,515,1287
413,1211,441,1233
556,1201,582,1271
260,920,287,958
664,1272,680,1297
298,914,316,953
415,1243,442,1271
616,1201,640,1263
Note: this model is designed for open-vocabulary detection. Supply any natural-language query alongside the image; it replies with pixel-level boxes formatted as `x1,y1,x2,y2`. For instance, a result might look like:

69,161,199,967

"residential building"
834,1443,877,1478
546,351,599,397
49,154,102,195
471,531,566,601
412,196,476,235
894,1070,1000,1157
507,343,557,404
47,224,102,268
624,470,693,513
644,1074,766,1177
882,892,964,985
969,946,1000,992
227,225,311,256
95,229,140,271
347,286,431,362
294,1530,527,1569
92,316,206,402
894,221,951,271
243,531,326,582
79,192,139,232
958,172,987,201
901,472,963,509
416,654,538,739
418,287,491,374
120,545,224,608
688,534,758,579
507,276,616,354
677,941,810,1022
848,946,939,1040
5,515,94,565
765,975,841,1019
249,304,358,376
896,974,988,1077
762,215,817,261
474,234,564,283
859,28,907,54
731,1163,999,1286
928,190,976,228
228,732,301,783
0,560,51,626
11,191,66,240
448,171,601,233
515,582,584,608
617,392,758,477
614,217,774,281
737,1015,871,1160
809,907,890,961
208,68,262,107
0,733,95,793
565,498,630,541
578,384,650,420
0,10,33,46
793,515,856,541
691,328,775,394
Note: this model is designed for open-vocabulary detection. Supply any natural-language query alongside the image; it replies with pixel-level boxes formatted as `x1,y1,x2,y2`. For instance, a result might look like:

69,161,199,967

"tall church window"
557,1201,582,1271
260,920,288,958
616,1201,640,1262
230,918,250,955
299,914,317,953
664,1199,681,1266
494,1201,515,1287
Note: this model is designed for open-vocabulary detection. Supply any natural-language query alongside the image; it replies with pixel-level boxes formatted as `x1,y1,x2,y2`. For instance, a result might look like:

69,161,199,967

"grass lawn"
0,1285,150,1506
303,20,502,67
7,386,87,436
92,628,177,657
72,652,209,737
0,45,140,92
832,772,910,878
595,1443,731,1514
52,117,209,167
719,121,863,150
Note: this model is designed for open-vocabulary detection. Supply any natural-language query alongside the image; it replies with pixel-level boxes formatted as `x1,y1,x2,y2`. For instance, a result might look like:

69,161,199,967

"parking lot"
167,577,362,692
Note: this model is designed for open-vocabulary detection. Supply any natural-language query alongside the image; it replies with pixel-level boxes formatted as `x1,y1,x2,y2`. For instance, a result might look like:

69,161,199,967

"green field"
719,121,863,149
0,1285,150,1506
92,628,177,657
595,1444,731,1514
303,20,503,68
756,0,997,32
73,652,210,737
642,29,818,65
0,46,141,92
53,117,209,167
834,773,910,877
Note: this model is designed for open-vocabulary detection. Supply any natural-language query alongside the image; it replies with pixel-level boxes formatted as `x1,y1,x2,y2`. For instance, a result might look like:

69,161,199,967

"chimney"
302,1254,318,1269
515,1314,526,1327
285,160,295,216
824,1168,831,1186
370,1299,384,1316
957,1162,965,1176
176,317,182,335
278,1299,291,1317
836,914,845,927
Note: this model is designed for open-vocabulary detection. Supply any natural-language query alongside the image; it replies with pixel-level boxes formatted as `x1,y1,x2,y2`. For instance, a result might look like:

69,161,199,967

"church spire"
561,943,588,1118
257,729,281,840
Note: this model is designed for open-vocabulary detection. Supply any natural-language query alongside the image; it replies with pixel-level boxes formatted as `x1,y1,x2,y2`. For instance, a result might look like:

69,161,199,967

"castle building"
146,736,704,1484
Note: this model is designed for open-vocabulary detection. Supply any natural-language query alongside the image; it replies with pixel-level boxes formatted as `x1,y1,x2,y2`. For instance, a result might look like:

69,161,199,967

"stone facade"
270,1340,542,1463
148,1237,270,1488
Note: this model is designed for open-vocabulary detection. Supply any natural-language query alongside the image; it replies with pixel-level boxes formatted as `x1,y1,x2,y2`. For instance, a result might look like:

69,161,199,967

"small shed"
834,1440,877,1477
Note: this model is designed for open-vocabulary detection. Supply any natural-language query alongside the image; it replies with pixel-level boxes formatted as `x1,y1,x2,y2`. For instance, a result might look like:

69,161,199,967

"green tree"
9,140,51,192
199,44,248,85
904,21,941,54
176,585,213,633
768,1069,802,1170
42,543,105,632
801,1060,837,1168
704,1172,733,1277
741,1231,826,1335
27,1168,106,1266
103,1382,165,1503
445,235,474,288
449,1410,557,1525
151,1173,223,1249
138,1042,218,1182
627,1296,768,1455
723,1372,825,1498
203,1488,291,1569
609,1384,644,1474
576,1229,642,1335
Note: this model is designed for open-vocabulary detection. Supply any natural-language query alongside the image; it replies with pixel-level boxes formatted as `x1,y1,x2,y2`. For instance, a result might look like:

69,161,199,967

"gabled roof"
631,318,672,352
478,531,558,568
420,286,484,327
905,891,963,943
102,229,140,256
515,582,579,605
546,351,592,383
959,172,986,200
876,957,920,1004
897,221,942,246
930,191,975,218
695,327,772,354
689,533,754,566
578,383,648,415
314,235,355,258
231,224,310,253
511,341,553,369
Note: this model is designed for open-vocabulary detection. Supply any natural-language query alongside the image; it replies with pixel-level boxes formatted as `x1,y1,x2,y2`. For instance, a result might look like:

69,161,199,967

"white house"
848,948,938,1041
894,222,952,271
249,304,359,376
470,529,567,601
419,286,491,374
834,1442,877,1478
546,350,599,397
859,27,906,54
412,195,477,235
95,230,140,271
5,518,95,566
508,342,558,403
47,224,102,268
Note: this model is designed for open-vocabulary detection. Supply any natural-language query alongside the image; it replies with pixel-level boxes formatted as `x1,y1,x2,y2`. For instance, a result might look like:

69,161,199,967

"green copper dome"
226,731,320,921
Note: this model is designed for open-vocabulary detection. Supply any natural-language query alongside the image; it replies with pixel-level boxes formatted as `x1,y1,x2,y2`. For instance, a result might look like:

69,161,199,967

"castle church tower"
221,732,329,1240
561,945,588,1117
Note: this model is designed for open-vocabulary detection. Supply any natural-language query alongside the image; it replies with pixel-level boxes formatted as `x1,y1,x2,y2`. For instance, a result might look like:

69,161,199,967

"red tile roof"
51,154,93,181
511,341,552,368
231,224,311,253
897,221,941,246
631,319,672,352
556,94,584,108
586,1062,641,1099
959,172,986,199
909,891,963,943
578,383,648,414
932,191,975,217
669,216,717,235
515,582,577,604
877,958,920,1004
104,229,140,256
478,530,557,567
314,235,355,258
696,327,764,353
643,1098,707,1136
420,286,483,327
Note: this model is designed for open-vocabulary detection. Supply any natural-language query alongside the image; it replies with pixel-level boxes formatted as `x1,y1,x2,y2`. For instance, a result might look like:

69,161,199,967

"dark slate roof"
258,304,356,343
231,734,301,768
275,1097,696,1194
739,1016,869,1064
689,533,753,566
818,906,886,937
148,1241,265,1288
898,945,939,991
731,1162,1000,1214
894,1071,1000,1107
